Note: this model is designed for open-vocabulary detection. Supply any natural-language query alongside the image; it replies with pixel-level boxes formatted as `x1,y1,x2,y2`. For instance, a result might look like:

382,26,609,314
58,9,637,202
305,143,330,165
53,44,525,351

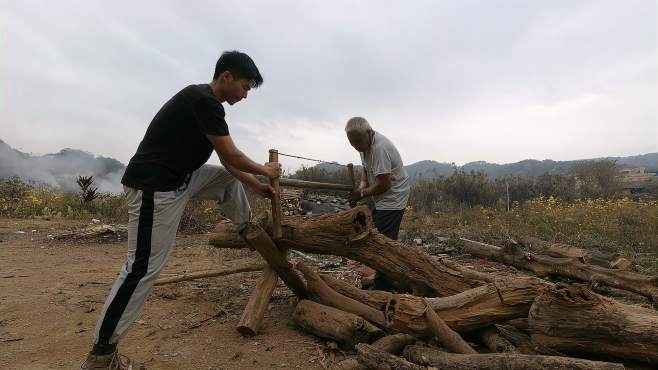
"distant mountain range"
317,153,658,182
1,138,656,190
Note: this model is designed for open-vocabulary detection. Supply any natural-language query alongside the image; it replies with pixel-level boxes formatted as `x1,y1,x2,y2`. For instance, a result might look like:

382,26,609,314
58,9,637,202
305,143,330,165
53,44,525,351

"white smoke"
0,139,125,193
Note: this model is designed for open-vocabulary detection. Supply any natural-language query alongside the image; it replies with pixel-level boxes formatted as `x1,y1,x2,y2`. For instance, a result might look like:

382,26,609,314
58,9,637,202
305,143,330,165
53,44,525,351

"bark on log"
479,327,517,353
355,344,428,370
292,300,384,348
240,223,307,298
329,334,416,370
403,345,625,370
236,266,278,336
370,333,418,354
153,264,265,286
209,221,250,249
460,238,658,302
317,270,547,336
517,236,634,271
389,276,549,335
357,265,376,289
209,211,271,248
528,284,658,365
505,318,529,331
493,324,563,356
422,299,476,354
278,206,483,296
322,274,392,311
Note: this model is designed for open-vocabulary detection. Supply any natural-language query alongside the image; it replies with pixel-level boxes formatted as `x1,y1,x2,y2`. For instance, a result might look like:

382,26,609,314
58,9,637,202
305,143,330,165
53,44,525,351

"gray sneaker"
81,350,133,370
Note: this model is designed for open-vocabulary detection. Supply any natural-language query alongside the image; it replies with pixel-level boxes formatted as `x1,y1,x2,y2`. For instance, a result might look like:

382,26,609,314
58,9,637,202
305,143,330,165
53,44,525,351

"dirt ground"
0,218,336,370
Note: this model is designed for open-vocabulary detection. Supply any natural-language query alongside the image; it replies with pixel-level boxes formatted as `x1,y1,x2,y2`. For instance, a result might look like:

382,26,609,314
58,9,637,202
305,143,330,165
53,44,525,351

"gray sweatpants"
93,164,251,345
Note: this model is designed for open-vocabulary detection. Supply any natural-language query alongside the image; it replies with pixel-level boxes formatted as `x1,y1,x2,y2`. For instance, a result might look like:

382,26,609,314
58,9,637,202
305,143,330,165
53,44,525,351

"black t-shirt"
121,84,229,191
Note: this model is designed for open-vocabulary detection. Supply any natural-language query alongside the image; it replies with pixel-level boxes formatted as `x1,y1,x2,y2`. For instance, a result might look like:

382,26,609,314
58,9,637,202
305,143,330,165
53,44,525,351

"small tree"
445,169,494,208
76,175,98,203
569,160,620,198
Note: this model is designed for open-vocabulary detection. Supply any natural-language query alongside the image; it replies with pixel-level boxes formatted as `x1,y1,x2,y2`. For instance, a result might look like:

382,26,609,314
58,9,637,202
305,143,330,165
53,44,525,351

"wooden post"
236,266,278,336
269,149,282,239
240,223,307,298
347,163,356,190
238,146,284,336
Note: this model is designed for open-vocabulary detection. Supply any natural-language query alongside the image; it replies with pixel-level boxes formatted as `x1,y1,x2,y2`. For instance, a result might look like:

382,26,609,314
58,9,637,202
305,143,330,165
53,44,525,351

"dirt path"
0,218,327,370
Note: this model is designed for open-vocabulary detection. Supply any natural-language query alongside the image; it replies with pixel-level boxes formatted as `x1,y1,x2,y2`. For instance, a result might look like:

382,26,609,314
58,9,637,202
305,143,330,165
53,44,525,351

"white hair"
344,117,372,135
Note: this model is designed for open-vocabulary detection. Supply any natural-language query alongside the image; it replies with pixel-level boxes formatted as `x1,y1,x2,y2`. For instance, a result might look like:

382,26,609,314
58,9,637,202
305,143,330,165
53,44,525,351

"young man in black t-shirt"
81,51,279,370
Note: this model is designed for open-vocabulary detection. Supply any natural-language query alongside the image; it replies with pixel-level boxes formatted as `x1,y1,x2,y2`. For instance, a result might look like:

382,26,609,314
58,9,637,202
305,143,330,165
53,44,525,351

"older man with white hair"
345,117,410,290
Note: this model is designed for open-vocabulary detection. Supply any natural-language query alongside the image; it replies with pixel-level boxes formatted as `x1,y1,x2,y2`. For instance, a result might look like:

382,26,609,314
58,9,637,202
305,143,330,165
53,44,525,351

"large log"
493,324,563,356
304,266,548,336
208,221,248,249
297,263,387,326
422,299,476,354
355,344,427,370
528,284,658,365
479,326,517,353
240,223,307,298
329,334,416,370
403,345,625,370
369,333,418,354
517,236,634,271
292,300,384,348
323,273,548,335
321,274,392,311
236,266,278,336
209,211,271,248
460,238,658,302
210,207,484,296
278,206,483,296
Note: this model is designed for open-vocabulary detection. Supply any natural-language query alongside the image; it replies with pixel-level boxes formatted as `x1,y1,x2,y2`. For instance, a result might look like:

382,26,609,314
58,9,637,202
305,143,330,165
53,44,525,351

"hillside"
318,153,658,183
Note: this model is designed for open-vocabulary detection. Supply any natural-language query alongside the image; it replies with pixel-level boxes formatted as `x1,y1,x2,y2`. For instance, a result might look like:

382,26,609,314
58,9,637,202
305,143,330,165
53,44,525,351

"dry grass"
402,196,658,272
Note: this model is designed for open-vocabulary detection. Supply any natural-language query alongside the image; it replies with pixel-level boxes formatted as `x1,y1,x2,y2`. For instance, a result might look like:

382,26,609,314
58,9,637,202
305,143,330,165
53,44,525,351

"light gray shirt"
359,131,410,210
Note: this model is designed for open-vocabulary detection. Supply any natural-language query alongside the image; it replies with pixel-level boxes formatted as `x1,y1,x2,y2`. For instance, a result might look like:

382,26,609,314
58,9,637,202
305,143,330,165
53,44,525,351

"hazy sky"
1,0,656,171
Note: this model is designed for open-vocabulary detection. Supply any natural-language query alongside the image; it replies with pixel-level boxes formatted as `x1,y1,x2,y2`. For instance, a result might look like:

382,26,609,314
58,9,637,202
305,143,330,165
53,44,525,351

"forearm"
363,177,391,197
223,161,265,191
218,150,267,176
363,183,387,197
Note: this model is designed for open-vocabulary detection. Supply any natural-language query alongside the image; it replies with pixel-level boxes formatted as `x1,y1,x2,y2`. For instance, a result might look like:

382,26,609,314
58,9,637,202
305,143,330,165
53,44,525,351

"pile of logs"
206,205,658,369
280,188,304,216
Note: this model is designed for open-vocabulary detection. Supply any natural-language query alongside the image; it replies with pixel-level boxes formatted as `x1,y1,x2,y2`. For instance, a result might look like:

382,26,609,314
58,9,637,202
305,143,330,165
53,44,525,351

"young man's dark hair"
213,50,263,86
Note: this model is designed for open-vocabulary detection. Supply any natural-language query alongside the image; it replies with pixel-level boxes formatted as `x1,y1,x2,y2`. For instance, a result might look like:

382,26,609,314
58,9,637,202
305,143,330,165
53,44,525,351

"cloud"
0,0,655,168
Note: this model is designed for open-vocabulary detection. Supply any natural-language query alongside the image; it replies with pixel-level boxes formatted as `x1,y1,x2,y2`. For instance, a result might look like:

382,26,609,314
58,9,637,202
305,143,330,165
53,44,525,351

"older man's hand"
349,189,363,206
